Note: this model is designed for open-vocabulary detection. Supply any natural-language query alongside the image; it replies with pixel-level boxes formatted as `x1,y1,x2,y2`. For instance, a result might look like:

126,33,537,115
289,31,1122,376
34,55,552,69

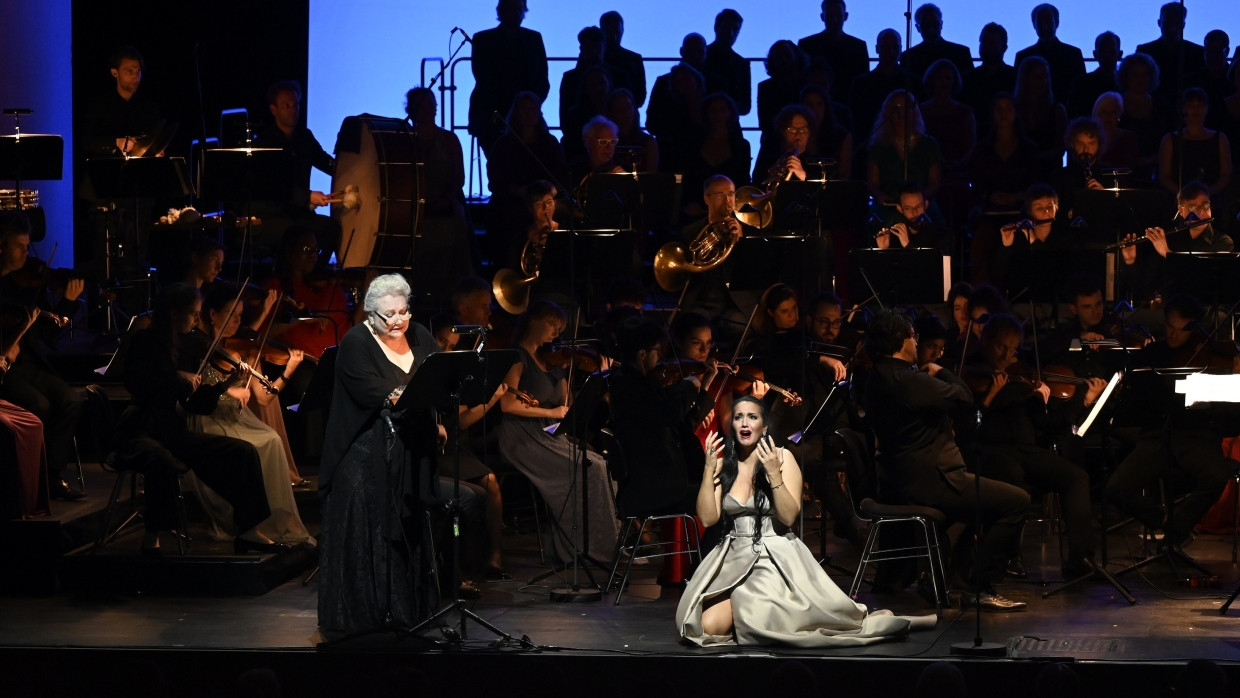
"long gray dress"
676,493,936,647
498,347,620,563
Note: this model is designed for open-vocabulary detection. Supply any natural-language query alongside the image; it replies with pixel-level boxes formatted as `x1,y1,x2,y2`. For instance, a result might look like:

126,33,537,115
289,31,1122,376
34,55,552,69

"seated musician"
863,309,1030,611
677,175,753,338
1054,117,1107,218
263,226,356,361
873,181,954,255
251,80,339,261
963,313,1105,580
82,45,161,158
0,400,49,519
569,115,627,190
608,316,718,519
450,275,502,350
1105,294,1237,552
1047,273,1144,375
429,314,511,580
751,104,813,187
993,183,1078,291
1117,180,1233,302
0,212,84,501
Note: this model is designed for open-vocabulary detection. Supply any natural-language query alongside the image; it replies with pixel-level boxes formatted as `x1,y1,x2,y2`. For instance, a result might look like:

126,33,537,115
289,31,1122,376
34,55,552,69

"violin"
962,360,1044,400
223,335,319,367
537,344,604,373
205,345,279,395
506,385,539,407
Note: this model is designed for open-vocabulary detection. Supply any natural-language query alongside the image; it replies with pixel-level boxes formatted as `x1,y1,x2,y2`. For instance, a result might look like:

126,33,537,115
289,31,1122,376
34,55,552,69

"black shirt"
253,123,336,209
83,89,162,158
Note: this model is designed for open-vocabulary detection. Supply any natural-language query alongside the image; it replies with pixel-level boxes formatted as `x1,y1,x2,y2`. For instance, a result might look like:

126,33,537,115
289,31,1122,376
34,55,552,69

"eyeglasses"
373,309,411,323
596,138,619,146
298,246,321,256
1182,201,1212,214
784,127,810,136
813,317,844,327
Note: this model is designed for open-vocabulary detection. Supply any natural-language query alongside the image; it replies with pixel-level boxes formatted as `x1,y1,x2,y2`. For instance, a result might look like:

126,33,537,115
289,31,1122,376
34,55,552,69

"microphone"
380,408,396,436
453,27,473,43
451,325,485,335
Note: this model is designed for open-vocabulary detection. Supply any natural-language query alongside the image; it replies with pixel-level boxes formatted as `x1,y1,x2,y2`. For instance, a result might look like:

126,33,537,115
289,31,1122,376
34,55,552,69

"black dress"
318,321,441,636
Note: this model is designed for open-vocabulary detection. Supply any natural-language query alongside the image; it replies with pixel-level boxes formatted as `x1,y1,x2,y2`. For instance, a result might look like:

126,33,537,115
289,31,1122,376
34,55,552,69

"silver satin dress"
676,493,936,647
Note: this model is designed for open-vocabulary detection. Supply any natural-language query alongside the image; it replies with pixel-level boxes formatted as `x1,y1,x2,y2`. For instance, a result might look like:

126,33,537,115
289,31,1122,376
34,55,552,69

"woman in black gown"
317,273,447,636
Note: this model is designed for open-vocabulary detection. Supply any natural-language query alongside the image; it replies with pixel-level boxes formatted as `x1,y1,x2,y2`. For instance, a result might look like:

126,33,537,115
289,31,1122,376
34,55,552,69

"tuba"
653,214,738,291
734,149,796,229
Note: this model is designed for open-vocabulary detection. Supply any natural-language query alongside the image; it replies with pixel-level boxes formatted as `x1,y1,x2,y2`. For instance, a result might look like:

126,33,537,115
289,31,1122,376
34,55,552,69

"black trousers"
980,443,1094,562
123,431,270,535
911,474,1031,589
1105,428,1233,540
0,359,81,480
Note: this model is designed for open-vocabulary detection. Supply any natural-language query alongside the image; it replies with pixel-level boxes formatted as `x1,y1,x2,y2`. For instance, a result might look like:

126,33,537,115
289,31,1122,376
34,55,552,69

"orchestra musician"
497,300,620,563
82,45,161,158
182,284,313,546
677,175,752,339
1117,180,1233,302
263,226,356,361
0,212,85,501
251,80,339,261
863,309,1030,611
873,181,954,255
1104,294,1237,554
963,313,1104,581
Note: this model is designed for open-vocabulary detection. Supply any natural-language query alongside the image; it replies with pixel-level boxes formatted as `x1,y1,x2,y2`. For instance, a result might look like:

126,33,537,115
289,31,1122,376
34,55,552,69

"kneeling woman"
676,396,935,647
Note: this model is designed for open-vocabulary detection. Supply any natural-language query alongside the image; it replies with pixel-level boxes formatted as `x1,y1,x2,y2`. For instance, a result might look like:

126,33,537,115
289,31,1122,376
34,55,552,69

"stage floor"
3,485,1239,697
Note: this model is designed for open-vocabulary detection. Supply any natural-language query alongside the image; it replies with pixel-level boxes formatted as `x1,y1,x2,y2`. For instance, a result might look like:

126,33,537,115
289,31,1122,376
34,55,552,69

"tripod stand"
528,372,611,601
404,347,529,645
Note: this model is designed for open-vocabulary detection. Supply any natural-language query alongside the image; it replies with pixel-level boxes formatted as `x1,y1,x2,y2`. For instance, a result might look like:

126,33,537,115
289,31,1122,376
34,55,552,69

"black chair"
835,427,948,613
599,428,701,605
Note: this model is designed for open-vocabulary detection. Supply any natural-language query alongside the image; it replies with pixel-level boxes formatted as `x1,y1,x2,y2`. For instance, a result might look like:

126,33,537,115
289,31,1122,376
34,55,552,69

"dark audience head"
1203,30,1230,67
404,86,435,124
1171,659,1227,698
876,28,903,64
799,84,835,131
680,33,708,67
506,90,548,135
914,660,967,698
1094,31,1122,68
764,39,808,79
576,26,605,63
821,0,848,34
702,91,743,140
496,0,527,27
1033,662,1080,698
873,89,924,145
865,308,916,359
1015,55,1054,103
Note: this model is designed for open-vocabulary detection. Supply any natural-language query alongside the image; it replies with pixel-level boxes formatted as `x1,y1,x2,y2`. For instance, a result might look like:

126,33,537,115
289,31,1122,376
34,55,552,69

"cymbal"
211,147,283,153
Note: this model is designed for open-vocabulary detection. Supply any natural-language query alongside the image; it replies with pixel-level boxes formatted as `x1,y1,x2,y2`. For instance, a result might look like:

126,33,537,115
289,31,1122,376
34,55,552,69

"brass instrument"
493,237,544,315
653,214,738,292
734,149,796,229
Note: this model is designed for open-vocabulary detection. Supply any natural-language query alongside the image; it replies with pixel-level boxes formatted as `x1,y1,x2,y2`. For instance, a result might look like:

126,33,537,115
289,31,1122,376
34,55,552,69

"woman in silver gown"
676,396,936,647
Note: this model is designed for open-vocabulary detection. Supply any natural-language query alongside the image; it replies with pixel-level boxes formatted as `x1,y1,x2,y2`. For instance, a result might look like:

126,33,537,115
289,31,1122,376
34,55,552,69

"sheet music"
1075,372,1123,438
1175,373,1240,406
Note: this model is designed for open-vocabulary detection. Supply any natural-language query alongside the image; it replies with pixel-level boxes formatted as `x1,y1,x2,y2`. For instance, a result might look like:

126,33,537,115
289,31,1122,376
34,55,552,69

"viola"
506,385,539,407
537,344,604,373
223,335,319,367
205,345,279,395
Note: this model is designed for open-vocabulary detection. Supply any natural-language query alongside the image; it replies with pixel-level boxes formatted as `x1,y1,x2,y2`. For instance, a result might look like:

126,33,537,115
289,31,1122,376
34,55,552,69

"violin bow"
195,278,249,377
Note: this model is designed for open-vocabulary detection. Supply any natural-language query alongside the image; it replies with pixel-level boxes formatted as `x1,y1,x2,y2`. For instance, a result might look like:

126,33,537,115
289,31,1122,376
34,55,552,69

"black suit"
607,364,713,518
1137,37,1205,102
1014,39,1086,103
605,44,647,107
901,39,974,87
706,42,752,115
1066,68,1118,118
798,31,870,103
468,24,550,154
864,356,1029,588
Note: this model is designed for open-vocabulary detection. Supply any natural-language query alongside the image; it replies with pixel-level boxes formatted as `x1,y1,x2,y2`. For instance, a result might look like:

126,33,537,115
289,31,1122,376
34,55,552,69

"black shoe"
1004,555,1028,579
233,537,293,555
965,590,1027,612
50,479,86,501
916,574,943,608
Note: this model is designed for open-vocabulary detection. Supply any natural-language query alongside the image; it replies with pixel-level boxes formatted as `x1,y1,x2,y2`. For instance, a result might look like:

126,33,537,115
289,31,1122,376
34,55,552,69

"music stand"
726,235,833,293
200,147,290,271
1073,188,1171,246
526,372,610,602
582,173,640,231
538,229,638,316
1165,253,1240,308
287,346,337,412
848,248,945,306
789,375,857,577
1108,368,1215,582
1041,372,1136,603
401,349,528,645
632,171,681,239
808,180,869,232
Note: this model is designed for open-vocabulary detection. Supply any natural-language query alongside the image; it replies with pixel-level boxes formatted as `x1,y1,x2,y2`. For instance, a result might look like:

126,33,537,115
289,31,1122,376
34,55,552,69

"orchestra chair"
89,400,190,556
599,428,702,605
835,427,948,613
492,460,548,564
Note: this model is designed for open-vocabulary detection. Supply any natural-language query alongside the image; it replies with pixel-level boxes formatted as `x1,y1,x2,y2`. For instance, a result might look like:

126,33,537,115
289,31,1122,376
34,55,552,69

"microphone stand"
427,28,472,128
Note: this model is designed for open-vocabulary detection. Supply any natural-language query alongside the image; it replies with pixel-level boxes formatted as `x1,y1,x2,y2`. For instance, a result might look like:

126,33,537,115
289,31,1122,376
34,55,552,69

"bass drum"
331,115,424,269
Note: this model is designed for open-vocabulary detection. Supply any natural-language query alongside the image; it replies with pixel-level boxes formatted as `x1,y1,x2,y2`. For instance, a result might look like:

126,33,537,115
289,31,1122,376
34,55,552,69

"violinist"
430,313,511,579
182,284,313,547
1117,181,1233,302
608,316,718,520
1047,274,1139,377
120,283,275,556
964,313,1105,581
939,281,974,369
497,300,621,562
0,212,84,501
263,227,356,360
1105,294,1236,552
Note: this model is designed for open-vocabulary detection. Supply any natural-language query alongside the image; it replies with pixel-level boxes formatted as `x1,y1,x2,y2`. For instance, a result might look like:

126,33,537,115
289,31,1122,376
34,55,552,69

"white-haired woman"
318,273,469,636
